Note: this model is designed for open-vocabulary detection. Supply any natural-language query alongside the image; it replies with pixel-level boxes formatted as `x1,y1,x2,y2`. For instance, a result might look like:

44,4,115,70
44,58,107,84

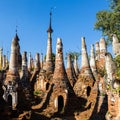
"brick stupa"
48,38,79,114
66,54,76,87
74,37,94,97
3,33,20,110
44,11,54,73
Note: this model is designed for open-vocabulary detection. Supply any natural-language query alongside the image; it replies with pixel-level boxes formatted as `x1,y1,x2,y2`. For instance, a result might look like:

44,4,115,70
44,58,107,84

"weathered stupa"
34,53,41,72
3,33,20,110
44,11,54,73
47,38,79,114
90,44,97,78
73,55,79,76
28,52,32,71
74,37,94,97
66,54,76,87
105,52,120,120
20,51,28,78
95,42,100,60
0,48,3,70
112,34,120,56
80,37,94,78
99,38,107,59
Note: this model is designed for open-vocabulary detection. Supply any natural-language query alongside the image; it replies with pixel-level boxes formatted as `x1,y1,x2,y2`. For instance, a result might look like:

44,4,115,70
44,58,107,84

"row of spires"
0,16,108,83
5,31,107,86
1,10,120,118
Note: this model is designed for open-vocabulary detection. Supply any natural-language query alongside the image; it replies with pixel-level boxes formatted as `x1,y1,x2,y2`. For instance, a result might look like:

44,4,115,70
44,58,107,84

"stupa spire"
81,37,90,69
47,10,53,33
35,53,40,71
45,11,54,73
53,38,66,79
74,55,79,76
66,54,76,87
90,44,97,78
81,37,93,78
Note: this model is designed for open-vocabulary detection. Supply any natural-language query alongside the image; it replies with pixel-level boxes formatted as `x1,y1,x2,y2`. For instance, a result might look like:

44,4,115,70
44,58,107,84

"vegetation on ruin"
116,86,120,93
101,91,105,96
34,90,42,95
94,0,120,45
110,86,120,94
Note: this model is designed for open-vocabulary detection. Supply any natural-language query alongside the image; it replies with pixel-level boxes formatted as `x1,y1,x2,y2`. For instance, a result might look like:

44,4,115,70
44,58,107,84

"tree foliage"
94,0,120,45
65,51,81,61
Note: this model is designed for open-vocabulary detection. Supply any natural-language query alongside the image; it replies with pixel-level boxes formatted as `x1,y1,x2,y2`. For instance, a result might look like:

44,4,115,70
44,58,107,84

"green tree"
94,0,120,45
65,51,81,61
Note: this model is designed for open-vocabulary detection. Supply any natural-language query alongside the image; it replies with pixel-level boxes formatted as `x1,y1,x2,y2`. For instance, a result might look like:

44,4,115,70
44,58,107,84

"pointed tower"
90,44,97,79
49,38,76,113
20,51,28,78
99,38,107,58
112,34,120,56
81,37,93,77
20,51,30,88
2,55,6,69
95,42,100,60
5,51,9,69
40,53,43,69
35,53,40,72
3,32,20,110
45,11,54,73
52,38,67,81
14,28,22,69
74,55,79,76
30,53,41,91
66,54,76,87
22,51,27,71
0,48,3,70
28,52,32,71
52,38,68,84
7,33,20,76
74,37,94,97
105,53,116,83
97,38,107,70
